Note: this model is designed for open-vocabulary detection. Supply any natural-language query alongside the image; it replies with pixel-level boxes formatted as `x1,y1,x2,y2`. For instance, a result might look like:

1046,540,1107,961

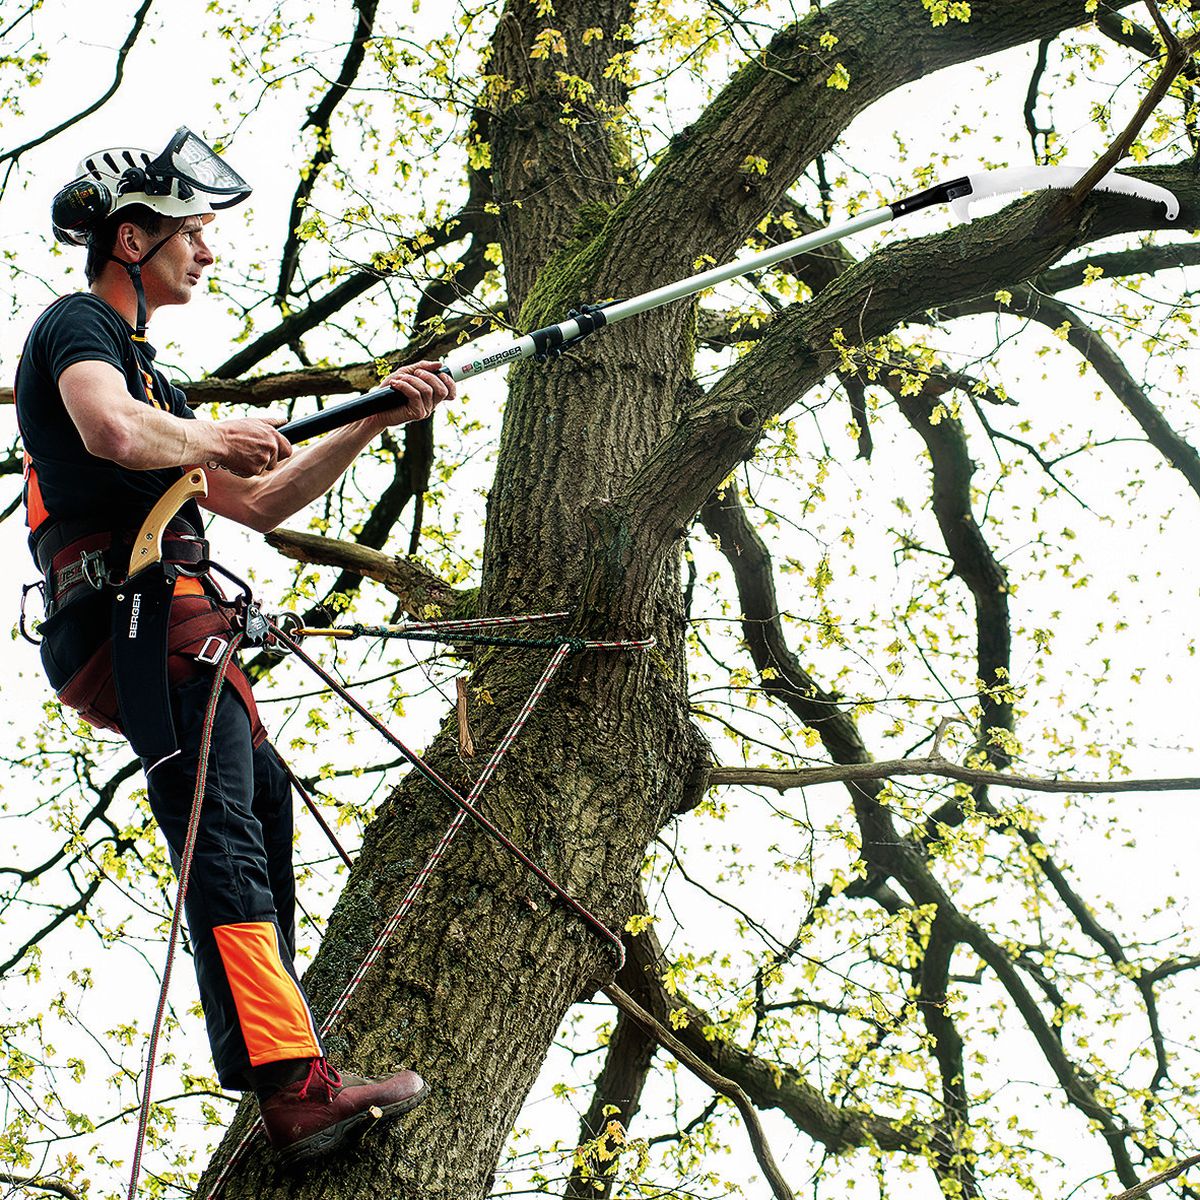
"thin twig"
0,0,154,180
0,3,40,40
603,984,795,1200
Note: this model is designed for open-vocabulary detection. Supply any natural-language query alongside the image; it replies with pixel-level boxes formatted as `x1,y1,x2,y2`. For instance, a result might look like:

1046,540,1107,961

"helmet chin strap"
111,223,183,340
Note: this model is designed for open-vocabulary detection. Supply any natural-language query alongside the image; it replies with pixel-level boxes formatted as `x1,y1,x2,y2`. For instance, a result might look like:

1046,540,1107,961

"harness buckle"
196,636,229,666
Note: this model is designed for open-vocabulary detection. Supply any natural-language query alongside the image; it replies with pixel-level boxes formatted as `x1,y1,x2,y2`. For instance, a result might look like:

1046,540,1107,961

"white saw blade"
951,165,1179,222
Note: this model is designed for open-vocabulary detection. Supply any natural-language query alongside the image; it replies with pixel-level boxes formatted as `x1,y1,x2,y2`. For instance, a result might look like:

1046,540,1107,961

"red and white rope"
400,610,570,631
206,641,575,1195
201,618,651,1196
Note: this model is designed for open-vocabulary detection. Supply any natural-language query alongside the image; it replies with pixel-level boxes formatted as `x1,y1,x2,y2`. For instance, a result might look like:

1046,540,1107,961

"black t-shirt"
14,292,202,543
15,293,205,689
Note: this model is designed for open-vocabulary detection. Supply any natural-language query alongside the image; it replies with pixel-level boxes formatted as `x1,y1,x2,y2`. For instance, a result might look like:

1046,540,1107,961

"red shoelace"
297,1057,342,1103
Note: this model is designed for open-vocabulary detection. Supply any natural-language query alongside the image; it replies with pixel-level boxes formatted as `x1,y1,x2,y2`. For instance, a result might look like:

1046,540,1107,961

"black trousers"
145,674,324,1090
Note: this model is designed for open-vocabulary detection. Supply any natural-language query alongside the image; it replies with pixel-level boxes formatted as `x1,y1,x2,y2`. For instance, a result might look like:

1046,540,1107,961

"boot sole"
274,1083,429,1167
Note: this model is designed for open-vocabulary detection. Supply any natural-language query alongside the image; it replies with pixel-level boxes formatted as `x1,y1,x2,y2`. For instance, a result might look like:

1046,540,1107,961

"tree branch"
1097,10,1161,58
917,909,978,1196
0,3,40,40
591,0,1138,305
0,876,102,977
264,528,466,617
210,205,490,379
212,271,388,378
0,1173,84,1200
1066,11,1200,208
1016,291,1200,501
618,921,942,1160
566,947,660,1200
0,0,154,179
588,165,1197,611
707,758,1200,795
603,983,796,1200
275,0,380,306
889,381,1013,770
1111,1155,1200,1200
698,488,877,775
1034,242,1200,295
1025,38,1054,161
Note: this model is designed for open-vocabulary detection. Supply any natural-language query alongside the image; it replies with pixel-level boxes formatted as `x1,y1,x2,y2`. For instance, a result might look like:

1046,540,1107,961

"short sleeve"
35,294,130,383
170,382,196,420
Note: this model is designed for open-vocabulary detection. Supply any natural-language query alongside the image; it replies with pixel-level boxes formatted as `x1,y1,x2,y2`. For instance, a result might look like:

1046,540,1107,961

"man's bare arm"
59,359,290,477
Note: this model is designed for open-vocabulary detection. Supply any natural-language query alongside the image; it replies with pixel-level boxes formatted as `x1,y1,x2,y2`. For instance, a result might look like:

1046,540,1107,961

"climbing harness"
278,164,1180,443
112,480,654,1197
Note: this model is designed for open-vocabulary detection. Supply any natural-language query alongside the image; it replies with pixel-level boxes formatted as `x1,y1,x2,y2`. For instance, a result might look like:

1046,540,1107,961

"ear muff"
50,177,113,245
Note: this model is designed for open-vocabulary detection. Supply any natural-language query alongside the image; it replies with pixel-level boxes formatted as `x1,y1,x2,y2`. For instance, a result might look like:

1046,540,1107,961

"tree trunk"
201,243,707,1200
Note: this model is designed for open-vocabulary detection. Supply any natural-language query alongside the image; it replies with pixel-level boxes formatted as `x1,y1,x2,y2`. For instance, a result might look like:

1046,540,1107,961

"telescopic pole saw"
278,166,1178,444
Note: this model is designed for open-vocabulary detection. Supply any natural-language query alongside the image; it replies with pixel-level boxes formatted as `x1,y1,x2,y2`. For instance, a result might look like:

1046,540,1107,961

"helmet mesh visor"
165,130,250,204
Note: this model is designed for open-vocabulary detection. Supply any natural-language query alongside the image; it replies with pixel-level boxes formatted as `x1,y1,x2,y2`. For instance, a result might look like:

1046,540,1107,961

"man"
15,129,455,1163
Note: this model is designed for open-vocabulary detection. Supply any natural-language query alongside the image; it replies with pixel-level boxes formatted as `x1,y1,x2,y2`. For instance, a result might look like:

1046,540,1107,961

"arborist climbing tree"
13,128,453,1169
4,3,1200,1200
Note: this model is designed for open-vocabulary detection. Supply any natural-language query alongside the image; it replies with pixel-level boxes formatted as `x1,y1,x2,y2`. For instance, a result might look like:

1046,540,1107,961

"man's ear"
112,221,145,263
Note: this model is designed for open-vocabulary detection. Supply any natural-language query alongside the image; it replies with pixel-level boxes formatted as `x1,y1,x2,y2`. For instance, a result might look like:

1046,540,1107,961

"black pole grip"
277,366,454,444
277,386,397,443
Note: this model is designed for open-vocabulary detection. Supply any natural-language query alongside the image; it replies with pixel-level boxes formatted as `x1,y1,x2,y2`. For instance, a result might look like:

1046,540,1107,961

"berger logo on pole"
463,344,526,375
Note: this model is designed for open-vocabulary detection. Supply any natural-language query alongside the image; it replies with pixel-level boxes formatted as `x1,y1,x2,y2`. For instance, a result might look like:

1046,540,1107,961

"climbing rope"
200,611,652,1196
278,758,354,871
275,620,634,958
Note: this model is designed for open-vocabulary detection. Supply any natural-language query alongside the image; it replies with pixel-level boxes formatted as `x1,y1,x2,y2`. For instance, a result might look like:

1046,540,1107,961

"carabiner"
19,581,45,645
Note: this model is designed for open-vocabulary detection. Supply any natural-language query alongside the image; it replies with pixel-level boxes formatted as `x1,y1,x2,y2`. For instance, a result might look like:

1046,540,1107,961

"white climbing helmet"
51,126,251,245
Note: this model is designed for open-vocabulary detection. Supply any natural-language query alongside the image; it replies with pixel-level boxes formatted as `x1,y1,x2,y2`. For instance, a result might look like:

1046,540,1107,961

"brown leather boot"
259,1057,427,1164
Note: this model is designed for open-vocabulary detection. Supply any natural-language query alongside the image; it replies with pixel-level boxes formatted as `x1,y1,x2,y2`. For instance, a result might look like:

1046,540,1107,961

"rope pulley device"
278,164,1179,443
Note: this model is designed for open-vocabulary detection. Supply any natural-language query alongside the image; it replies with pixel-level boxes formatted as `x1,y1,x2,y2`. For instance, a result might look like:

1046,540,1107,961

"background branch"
708,758,1200,794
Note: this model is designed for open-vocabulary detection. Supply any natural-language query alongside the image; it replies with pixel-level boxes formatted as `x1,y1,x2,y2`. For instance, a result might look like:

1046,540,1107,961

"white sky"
1,3,1200,1197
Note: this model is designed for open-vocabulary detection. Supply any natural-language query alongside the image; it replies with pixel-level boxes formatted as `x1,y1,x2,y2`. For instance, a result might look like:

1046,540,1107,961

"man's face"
140,216,215,308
